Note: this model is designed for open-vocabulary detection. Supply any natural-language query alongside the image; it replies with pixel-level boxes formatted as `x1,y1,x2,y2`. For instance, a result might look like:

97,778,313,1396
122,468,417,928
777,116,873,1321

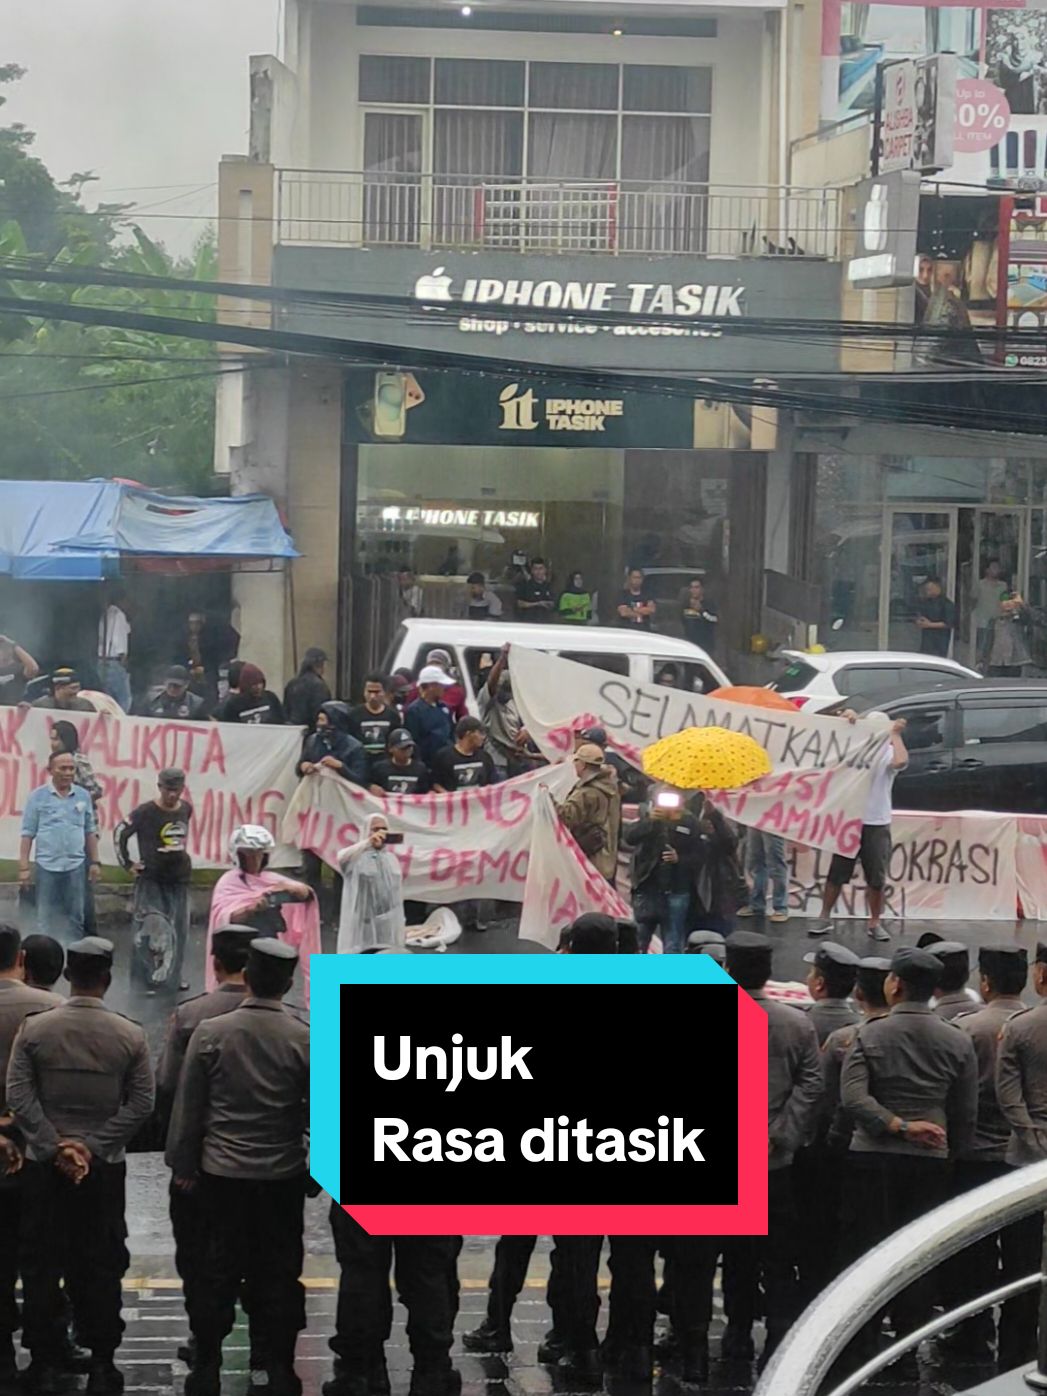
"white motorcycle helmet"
229,824,276,866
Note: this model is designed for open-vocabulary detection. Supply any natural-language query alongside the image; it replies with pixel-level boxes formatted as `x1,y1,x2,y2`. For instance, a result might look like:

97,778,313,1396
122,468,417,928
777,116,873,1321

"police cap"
66,936,114,963
979,943,1027,975
729,930,772,951
248,938,298,963
858,956,892,973
725,930,773,974
211,925,258,956
686,930,727,962
915,932,944,949
889,946,943,986
803,942,861,972
928,940,969,966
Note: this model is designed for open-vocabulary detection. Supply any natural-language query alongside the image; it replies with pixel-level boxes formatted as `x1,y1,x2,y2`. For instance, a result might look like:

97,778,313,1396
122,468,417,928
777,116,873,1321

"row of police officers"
3,923,1047,1394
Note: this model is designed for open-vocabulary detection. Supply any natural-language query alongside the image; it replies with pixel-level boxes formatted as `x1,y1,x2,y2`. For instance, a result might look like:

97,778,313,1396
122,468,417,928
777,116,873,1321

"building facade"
215,0,851,688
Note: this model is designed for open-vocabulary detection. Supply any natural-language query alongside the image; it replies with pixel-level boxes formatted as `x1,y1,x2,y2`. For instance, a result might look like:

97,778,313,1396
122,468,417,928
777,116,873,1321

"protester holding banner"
369,729,431,796
298,703,368,787
477,646,542,779
556,743,621,885
809,717,908,943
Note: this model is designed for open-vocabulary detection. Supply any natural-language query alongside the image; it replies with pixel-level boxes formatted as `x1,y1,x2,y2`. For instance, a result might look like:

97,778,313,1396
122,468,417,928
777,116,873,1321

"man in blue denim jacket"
19,750,99,946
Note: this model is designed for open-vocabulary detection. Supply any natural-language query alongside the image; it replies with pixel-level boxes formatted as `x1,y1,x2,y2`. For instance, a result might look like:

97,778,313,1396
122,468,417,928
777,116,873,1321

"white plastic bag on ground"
406,907,463,952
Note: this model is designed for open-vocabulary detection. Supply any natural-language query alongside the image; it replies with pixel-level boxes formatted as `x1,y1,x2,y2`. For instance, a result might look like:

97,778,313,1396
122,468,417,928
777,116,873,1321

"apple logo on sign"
414,267,453,302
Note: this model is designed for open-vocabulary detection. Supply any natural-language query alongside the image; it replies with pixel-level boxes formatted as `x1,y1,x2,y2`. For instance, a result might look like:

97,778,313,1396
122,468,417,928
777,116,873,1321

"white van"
383,619,730,709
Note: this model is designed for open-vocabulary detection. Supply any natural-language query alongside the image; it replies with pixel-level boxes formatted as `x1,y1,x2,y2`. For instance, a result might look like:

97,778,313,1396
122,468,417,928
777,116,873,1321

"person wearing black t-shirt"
617,567,657,630
117,767,194,991
348,672,401,769
430,717,496,792
431,719,495,931
514,558,555,620
216,663,285,724
370,729,431,796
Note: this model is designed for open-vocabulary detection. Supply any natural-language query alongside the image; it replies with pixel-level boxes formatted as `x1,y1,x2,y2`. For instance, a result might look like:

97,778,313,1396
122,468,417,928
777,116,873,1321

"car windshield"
768,660,818,693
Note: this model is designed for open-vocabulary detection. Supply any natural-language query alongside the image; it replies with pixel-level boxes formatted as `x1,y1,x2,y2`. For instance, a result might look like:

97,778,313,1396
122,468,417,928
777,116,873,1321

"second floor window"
358,55,712,188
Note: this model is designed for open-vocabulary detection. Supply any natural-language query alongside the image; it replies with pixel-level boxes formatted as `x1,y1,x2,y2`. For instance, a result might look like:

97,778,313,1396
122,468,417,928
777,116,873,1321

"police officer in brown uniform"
938,944,1030,1362
6,936,154,1396
802,942,860,1046
793,941,861,1302
167,938,309,1396
840,945,977,1374
994,940,1047,1368
821,957,891,1158
808,956,890,1293
930,942,979,1021
0,925,62,1389
721,932,822,1369
156,926,256,1366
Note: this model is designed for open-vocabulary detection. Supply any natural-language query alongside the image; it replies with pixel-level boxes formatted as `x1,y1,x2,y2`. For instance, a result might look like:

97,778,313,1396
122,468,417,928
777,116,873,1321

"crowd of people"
1,919,1046,1396
396,561,721,651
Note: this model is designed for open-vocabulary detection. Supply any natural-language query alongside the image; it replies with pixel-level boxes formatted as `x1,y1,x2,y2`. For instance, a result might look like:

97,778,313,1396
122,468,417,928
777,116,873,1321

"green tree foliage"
0,65,220,492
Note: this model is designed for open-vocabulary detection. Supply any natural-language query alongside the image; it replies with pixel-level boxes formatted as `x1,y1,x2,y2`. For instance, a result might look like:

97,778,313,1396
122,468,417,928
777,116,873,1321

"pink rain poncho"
204,867,322,1005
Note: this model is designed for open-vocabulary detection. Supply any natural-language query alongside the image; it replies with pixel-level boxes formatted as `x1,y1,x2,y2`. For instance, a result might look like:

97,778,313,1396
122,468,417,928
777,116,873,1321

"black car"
849,681,1047,813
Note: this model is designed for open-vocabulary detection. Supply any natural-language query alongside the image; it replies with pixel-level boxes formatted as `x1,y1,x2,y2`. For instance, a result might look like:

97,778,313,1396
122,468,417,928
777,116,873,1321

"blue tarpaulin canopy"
0,480,299,580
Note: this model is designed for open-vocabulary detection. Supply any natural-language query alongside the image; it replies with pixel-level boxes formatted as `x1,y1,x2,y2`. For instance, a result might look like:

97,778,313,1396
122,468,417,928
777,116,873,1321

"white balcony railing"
275,169,841,259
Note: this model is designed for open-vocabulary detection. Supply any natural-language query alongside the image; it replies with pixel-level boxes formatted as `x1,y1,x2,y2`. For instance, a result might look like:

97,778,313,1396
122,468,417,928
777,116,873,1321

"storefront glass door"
881,508,957,652
966,508,1025,664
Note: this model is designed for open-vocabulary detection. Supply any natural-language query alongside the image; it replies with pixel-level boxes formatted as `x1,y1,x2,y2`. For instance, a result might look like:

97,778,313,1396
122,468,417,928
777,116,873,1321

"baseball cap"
159,767,186,788
166,665,190,685
52,667,80,688
418,664,454,686
388,728,415,751
579,725,608,746
574,743,605,767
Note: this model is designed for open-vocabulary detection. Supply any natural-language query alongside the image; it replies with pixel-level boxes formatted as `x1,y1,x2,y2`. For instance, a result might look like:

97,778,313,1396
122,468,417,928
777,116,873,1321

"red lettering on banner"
429,848,458,883
200,726,228,775
0,708,27,757
547,877,581,925
477,849,511,884
0,755,20,816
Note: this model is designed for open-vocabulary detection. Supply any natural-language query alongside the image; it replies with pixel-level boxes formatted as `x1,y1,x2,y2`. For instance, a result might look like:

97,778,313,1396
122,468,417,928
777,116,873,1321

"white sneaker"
807,921,833,936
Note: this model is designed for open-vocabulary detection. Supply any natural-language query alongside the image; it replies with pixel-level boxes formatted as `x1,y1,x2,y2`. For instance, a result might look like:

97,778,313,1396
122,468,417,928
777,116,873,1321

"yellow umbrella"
642,725,772,791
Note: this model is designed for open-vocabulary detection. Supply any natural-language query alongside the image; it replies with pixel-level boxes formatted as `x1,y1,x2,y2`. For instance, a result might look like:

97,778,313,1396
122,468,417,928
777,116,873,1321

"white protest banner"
519,790,633,949
783,809,1018,921
508,648,889,856
1017,815,1047,921
0,706,303,868
284,762,577,905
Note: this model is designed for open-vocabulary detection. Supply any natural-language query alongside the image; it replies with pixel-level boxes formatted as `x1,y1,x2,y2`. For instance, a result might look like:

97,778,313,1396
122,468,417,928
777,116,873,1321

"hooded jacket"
558,764,622,880
283,656,332,728
298,701,368,785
